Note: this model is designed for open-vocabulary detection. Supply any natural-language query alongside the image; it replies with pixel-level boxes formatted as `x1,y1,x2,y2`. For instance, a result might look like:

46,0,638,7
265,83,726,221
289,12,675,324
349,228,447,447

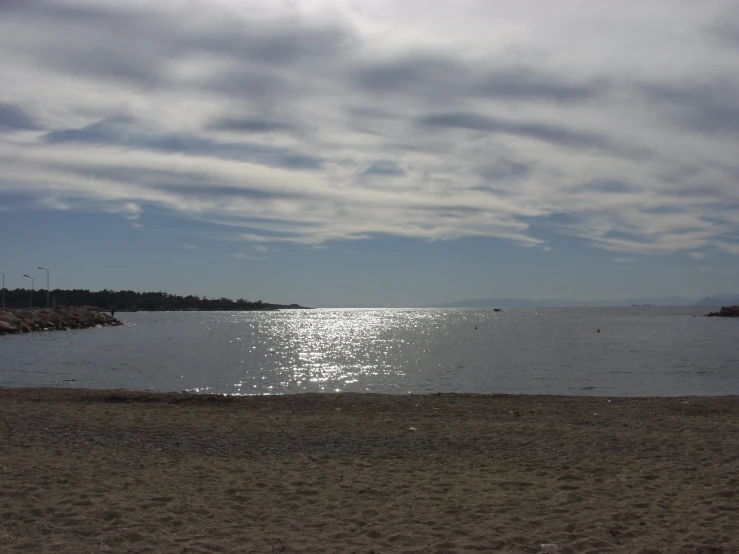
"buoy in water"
597,328,601,333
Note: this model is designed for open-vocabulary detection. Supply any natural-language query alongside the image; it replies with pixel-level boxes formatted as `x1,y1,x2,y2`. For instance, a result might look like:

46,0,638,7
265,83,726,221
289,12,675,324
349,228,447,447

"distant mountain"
427,296,696,308
695,294,739,306
317,295,739,309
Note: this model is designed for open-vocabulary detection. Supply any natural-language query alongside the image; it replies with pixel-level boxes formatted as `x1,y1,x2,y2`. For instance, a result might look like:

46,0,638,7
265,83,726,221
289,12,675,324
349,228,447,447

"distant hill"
427,297,696,308
695,294,739,306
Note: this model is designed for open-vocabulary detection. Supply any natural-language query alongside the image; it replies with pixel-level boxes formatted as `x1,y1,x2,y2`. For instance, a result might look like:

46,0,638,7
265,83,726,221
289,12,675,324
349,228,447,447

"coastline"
1,388,737,553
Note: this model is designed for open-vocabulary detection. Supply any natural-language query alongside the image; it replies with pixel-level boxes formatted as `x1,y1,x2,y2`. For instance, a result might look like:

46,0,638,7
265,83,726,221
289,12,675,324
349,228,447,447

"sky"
1,0,738,307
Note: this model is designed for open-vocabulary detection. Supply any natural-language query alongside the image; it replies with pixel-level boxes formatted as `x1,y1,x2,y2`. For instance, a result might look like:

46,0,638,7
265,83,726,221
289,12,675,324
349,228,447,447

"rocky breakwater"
0,307,123,335
705,305,739,317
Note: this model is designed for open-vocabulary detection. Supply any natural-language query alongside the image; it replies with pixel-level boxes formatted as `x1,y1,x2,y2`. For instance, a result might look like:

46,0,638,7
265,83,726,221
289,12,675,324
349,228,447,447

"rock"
705,305,739,317
0,308,123,335
0,311,21,325
0,320,18,334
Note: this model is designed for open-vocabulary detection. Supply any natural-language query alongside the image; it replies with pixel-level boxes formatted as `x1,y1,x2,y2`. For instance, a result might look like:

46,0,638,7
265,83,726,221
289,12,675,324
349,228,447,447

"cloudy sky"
1,0,738,306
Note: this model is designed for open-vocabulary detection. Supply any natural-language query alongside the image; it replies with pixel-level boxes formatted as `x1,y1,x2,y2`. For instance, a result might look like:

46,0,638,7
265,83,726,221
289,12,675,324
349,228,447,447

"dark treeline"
1,289,306,311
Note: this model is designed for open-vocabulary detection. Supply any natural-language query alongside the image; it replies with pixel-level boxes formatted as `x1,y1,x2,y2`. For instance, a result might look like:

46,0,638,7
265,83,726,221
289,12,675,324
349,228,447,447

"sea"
1,307,738,396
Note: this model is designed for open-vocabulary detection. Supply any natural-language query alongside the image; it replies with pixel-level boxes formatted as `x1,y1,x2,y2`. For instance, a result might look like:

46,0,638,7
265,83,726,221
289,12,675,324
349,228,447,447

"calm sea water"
1,307,737,396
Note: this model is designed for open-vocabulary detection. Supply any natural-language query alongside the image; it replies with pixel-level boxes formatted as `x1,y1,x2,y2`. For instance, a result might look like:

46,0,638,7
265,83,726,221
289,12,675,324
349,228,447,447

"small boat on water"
493,308,502,312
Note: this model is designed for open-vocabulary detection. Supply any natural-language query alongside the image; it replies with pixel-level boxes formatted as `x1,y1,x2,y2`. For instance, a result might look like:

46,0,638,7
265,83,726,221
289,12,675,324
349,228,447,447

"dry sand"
1,388,737,553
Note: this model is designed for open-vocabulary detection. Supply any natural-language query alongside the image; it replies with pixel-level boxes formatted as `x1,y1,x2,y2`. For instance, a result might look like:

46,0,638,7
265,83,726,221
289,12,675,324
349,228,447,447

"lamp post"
23,274,34,308
0,272,4,309
38,267,50,308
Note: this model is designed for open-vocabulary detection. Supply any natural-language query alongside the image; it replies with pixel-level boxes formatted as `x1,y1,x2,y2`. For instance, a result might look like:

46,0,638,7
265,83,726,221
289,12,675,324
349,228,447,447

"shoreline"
4,384,739,398
2,388,738,553
3,385,739,397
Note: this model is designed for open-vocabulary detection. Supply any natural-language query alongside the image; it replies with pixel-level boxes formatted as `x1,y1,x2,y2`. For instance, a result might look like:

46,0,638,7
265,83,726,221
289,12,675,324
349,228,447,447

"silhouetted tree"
0,289,301,311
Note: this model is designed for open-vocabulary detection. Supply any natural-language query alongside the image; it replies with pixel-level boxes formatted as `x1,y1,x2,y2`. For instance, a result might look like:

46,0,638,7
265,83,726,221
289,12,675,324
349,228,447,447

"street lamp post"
0,272,4,309
38,267,50,308
23,274,34,308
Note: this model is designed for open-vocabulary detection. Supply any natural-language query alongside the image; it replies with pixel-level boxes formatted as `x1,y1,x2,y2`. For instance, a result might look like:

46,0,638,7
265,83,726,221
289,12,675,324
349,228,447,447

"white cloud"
109,202,142,221
715,241,739,255
229,253,265,261
0,0,737,256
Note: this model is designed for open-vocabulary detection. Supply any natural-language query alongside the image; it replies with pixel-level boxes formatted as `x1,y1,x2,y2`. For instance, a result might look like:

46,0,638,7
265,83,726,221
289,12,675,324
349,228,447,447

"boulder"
0,307,123,335
0,311,21,325
0,320,18,334
705,305,739,317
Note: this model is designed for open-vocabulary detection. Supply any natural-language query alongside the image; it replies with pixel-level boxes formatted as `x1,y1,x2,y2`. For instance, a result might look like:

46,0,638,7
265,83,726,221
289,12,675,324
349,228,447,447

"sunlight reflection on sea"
2,307,738,396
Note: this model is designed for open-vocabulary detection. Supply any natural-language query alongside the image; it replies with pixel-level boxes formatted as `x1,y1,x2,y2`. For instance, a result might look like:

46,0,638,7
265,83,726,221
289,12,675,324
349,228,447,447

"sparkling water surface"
1,307,738,396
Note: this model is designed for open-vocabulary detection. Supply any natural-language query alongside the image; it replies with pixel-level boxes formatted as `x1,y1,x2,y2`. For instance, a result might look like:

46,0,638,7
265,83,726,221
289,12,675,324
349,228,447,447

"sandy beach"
1,389,737,553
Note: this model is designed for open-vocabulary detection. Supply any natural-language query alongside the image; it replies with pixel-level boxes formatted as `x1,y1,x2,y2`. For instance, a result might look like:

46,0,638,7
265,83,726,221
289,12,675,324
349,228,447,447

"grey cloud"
44,117,322,170
646,81,739,137
4,4,168,87
354,55,604,103
204,69,292,103
478,161,531,182
51,45,165,88
522,212,582,228
44,115,134,143
4,2,605,120
2,0,738,256
187,19,352,66
474,69,606,102
643,205,693,215
413,204,486,218
576,181,641,194
2,0,108,18
0,0,48,14
361,161,405,177
419,112,613,150
207,117,294,134
150,183,297,202
6,0,352,63
709,4,739,47
8,2,351,91
0,102,39,131
354,55,463,93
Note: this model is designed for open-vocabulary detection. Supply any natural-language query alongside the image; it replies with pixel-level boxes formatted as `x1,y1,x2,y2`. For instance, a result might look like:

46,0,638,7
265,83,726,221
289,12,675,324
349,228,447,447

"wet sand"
1,388,737,553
